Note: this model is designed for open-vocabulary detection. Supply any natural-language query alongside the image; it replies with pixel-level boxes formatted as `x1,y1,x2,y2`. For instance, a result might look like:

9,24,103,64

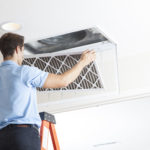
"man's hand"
79,50,96,67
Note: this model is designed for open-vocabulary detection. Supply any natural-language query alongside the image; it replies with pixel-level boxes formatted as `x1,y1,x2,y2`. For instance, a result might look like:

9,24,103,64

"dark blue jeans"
0,126,41,150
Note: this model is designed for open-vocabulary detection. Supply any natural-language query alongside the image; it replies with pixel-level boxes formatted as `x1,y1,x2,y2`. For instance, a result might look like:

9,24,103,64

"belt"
3,124,39,131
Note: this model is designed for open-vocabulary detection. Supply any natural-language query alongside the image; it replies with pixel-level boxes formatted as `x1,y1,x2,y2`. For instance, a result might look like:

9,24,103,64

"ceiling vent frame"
23,27,119,113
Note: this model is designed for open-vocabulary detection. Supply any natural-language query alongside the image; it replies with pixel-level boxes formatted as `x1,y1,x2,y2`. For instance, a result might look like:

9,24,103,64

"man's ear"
15,46,20,54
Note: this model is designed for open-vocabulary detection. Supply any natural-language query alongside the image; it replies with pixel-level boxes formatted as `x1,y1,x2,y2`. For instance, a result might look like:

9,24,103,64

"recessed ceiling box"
23,27,119,113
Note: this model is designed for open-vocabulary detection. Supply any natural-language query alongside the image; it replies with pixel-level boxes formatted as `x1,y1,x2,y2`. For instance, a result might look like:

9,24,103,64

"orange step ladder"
39,112,60,150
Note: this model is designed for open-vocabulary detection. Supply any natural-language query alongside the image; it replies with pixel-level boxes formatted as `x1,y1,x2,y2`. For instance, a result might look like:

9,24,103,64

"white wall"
55,96,150,150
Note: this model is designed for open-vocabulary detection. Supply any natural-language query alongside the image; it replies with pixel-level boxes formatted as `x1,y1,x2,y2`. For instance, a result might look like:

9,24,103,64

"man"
0,33,96,150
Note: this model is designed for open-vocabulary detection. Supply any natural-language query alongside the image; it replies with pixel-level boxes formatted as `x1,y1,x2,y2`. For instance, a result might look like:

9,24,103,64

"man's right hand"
79,50,96,67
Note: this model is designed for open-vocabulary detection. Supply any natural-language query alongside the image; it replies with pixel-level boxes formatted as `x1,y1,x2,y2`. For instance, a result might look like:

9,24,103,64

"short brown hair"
0,33,24,58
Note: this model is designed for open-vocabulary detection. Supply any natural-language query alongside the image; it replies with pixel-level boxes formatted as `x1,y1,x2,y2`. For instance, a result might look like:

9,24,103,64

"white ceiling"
0,0,150,100
0,0,150,106
0,0,150,57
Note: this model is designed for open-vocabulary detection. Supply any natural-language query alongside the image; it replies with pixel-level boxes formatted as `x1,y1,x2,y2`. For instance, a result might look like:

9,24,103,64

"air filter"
22,54,103,91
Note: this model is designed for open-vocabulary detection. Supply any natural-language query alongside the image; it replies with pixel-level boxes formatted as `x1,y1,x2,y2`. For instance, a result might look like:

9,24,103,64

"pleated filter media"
22,54,103,91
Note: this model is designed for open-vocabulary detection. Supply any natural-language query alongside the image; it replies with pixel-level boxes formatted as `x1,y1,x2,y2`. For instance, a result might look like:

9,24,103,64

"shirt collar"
1,60,19,66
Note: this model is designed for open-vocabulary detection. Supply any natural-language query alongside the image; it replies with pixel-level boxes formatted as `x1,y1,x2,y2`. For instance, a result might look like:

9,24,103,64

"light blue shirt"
0,60,48,130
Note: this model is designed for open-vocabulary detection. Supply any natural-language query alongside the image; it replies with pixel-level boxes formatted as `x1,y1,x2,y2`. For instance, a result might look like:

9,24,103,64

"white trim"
38,88,150,114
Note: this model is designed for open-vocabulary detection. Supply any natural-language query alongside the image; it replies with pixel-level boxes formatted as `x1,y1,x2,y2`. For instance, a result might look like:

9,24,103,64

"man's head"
0,33,24,65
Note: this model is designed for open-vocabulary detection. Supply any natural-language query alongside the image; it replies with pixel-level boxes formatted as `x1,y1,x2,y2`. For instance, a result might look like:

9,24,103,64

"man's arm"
42,50,96,88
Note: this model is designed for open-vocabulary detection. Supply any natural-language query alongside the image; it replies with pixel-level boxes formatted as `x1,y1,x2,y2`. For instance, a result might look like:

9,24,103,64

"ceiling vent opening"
24,28,107,55
23,27,119,113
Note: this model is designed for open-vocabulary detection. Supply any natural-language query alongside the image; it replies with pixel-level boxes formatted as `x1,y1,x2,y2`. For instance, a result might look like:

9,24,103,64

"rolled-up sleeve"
21,65,49,88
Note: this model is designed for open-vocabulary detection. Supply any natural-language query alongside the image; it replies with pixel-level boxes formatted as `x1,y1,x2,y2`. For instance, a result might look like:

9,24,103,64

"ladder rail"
39,112,60,150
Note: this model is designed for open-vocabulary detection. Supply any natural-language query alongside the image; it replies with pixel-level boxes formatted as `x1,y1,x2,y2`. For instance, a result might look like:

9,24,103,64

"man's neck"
4,57,19,65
